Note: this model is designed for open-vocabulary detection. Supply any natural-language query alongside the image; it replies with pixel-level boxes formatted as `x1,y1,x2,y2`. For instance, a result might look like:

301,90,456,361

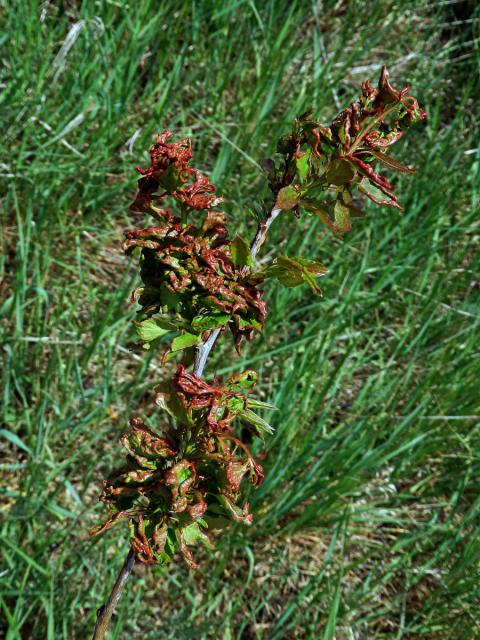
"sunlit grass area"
1,1,479,638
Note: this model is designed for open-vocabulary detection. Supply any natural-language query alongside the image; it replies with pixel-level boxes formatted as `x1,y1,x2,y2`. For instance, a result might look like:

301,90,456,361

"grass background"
1,0,479,638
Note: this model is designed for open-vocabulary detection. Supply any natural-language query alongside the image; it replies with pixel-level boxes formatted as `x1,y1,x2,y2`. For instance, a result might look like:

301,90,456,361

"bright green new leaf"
170,332,200,352
134,317,177,342
230,235,253,268
295,149,311,181
191,313,230,332
165,332,201,360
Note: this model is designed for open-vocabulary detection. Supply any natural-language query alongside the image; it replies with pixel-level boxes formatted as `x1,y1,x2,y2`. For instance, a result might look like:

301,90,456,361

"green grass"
1,0,479,638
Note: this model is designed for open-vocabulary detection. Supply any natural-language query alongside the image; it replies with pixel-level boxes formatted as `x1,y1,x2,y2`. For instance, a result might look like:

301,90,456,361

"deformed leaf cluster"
124,210,266,355
268,66,426,234
91,366,272,568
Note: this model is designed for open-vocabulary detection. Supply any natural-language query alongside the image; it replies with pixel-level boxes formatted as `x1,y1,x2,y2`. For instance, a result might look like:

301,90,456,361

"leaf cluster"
268,66,426,233
125,211,266,354
91,366,273,568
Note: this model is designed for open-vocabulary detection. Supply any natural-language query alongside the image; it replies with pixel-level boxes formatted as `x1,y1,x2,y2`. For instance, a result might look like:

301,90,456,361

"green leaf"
295,149,311,181
166,331,201,360
237,407,274,436
333,200,352,234
155,388,193,427
263,256,327,295
180,521,213,549
191,313,230,332
217,495,253,525
134,317,176,342
276,185,300,210
325,158,355,185
236,316,263,332
230,235,253,268
247,398,277,411
357,177,402,209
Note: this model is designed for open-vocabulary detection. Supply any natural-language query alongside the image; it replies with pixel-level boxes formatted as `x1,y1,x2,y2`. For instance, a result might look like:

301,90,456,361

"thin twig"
250,207,282,262
92,549,136,640
91,201,283,638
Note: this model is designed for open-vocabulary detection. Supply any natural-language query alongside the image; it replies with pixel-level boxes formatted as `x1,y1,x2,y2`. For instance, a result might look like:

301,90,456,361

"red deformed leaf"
217,495,254,525
133,130,224,214
366,150,416,174
288,66,426,225
120,418,177,466
130,515,158,564
165,460,196,501
89,510,129,537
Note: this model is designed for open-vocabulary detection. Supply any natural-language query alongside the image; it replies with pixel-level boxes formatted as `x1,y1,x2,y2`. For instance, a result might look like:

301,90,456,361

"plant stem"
91,201,281,639
250,207,282,261
193,326,222,376
92,549,136,640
